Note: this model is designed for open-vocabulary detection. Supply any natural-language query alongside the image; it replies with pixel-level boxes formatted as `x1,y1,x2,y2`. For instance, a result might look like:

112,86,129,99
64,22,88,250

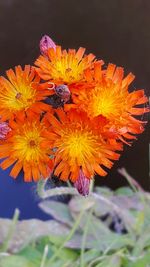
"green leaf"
125,250,150,267
51,246,78,261
49,234,69,246
0,255,36,267
62,210,134,251
78,213,111,235
18,246,42,264
88,233,133,252
69,196,95,213
115,187,134,196
35,236,53,256
0,219,71,253
45,259,72,267
80,249,101,264
39,200,74,226
95,187,113,196
132,226,150,256
95,254,122,267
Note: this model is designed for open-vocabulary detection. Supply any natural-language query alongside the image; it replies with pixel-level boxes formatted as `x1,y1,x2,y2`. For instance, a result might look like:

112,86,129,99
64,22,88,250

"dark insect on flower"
54,84,71,103
44,94,64,109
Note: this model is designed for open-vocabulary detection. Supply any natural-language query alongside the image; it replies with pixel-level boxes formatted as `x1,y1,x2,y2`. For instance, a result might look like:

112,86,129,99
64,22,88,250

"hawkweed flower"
66,63,149,143
0,115,53,181
0,36,149,197
43,109,122,182
40,35,56,56
0,65,52,121
35,45,96,88
0,121,11,140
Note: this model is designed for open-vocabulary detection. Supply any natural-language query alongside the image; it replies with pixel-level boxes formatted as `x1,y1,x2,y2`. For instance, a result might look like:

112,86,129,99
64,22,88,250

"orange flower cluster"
0,35,149,194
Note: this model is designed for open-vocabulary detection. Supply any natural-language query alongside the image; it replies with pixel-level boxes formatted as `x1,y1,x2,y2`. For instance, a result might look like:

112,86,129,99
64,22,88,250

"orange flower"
35,46,96,87
44,109,122,182
67,63,149,142
0,65,52,121
0,115,53,181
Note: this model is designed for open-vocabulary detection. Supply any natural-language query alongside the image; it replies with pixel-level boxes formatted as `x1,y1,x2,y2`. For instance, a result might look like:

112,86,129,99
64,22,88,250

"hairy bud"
0,121,11,140
40,35,56,56
74,170,91,196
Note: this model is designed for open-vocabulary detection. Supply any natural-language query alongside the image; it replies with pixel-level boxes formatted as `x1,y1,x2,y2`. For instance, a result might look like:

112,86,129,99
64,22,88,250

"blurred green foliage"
0,170,150,267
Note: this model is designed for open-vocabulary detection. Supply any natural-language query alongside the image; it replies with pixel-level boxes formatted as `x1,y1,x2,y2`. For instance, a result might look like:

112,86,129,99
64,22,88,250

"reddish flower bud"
0,121,11,139
40,35,56,56
74,170,91,196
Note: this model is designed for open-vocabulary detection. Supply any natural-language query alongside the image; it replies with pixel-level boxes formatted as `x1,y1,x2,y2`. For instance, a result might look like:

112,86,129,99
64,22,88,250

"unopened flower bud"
74,170,91,196
40,35,56,56
0,121,11,140
55,84,71,103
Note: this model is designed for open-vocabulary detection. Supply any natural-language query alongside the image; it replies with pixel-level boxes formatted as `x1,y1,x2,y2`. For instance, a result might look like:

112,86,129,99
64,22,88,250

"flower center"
12,127,44,162
93,96,114,117
53,59,83,84
87,87,120,119
61,129,96,161
29,140,36,147
1,84,36,112
15,92,22,99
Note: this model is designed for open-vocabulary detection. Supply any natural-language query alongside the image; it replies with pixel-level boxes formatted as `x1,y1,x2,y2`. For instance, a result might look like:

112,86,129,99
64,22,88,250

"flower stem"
80,208,93,267
46,208,85,265
40,245,49,267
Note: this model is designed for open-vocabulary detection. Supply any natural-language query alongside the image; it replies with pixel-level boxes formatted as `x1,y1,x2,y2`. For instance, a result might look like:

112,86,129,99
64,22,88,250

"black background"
0,0,149,219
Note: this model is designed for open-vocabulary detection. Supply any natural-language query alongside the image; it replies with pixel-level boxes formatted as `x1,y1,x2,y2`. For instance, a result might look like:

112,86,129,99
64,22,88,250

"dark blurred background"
0,0,149,219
